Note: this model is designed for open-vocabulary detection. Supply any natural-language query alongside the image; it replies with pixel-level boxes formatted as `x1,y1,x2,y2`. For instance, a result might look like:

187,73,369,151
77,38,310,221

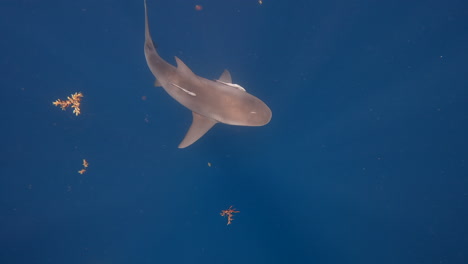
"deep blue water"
1,0,468,263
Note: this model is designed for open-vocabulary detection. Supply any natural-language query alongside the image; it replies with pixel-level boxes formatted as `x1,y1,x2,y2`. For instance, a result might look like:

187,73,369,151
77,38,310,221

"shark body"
143,0,272,148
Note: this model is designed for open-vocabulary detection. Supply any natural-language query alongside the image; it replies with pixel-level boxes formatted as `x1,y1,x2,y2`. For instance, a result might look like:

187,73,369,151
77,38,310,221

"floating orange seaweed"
53,92,83,116
220,206,239,225
77,159,89,174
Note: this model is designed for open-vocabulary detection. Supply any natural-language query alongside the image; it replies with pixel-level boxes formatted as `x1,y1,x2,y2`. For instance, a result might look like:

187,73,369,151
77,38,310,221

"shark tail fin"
144,0,158,50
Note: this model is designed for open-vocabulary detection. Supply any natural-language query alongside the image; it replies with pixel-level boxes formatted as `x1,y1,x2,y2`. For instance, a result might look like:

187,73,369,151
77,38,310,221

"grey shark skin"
143,0,272,148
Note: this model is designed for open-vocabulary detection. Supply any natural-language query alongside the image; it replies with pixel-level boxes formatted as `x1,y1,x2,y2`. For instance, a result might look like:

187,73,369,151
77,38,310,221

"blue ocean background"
1,0,467,263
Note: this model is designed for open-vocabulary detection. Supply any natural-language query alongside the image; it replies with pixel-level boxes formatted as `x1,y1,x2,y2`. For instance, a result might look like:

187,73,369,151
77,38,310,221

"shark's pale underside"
143,0,272,148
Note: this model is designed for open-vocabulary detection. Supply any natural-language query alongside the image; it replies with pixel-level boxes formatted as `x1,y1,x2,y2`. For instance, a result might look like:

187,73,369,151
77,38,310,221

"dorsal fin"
218,70,232,83
174,56,195,76
178,112,217,148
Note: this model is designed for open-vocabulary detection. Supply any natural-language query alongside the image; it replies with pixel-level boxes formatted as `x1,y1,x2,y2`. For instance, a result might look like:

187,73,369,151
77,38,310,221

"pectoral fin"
178,112,217,148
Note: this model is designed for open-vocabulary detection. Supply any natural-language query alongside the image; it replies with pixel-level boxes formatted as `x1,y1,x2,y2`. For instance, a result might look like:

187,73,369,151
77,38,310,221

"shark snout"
248,105,272,126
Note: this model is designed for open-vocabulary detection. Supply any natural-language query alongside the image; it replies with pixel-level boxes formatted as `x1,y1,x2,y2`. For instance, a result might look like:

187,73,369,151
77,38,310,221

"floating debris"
220,206,239,225
78,159,89,174
53,92,83,116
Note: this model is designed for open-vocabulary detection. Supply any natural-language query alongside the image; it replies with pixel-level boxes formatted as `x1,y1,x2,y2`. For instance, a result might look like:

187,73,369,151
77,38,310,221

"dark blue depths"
0,0,467,263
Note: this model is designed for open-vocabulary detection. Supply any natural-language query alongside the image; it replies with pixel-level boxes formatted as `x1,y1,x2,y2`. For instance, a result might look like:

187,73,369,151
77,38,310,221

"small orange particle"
78,159,89,174
195,5,203,11
220,206,239,225
141,95,147,101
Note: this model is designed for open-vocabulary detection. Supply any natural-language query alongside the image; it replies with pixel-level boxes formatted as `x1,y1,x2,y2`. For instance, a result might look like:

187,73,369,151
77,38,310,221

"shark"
143,0,272,148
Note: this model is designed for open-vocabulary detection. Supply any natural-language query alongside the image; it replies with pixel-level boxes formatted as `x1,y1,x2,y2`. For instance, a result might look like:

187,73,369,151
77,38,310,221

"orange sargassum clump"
53,92,83,116
220,206,240,225
78,159,89,174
